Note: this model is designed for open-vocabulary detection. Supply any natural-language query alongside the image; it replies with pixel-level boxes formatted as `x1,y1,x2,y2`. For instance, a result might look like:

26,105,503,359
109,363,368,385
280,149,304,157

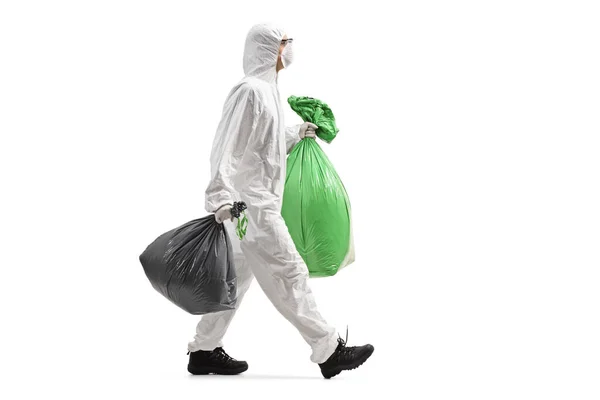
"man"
187,22,373,379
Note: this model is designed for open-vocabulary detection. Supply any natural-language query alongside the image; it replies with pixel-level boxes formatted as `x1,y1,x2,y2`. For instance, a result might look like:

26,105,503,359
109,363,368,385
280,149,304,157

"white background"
1,1,599,399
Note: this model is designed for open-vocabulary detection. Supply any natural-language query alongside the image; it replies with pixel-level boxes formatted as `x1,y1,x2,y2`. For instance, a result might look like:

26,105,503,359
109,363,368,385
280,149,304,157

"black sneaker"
319,330,374,379
187,347,248,375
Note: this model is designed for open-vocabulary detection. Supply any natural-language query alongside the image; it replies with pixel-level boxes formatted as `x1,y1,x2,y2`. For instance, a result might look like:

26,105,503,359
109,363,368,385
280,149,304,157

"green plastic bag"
287,96,339,143
282,96,355,277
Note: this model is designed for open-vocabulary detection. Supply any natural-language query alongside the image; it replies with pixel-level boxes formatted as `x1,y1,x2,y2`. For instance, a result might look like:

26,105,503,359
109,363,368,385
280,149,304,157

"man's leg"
187,222,254,352
240,211,339,364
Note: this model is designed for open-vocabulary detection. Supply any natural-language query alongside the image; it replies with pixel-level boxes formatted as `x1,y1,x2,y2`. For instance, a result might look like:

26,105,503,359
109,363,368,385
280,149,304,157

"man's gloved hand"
299,122,318,139
215,204,234,224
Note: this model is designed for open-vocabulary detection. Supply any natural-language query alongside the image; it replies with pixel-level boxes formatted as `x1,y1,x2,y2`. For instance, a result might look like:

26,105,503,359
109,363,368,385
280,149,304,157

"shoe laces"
213,347,237,364
186,347,237,365
335,326,354,361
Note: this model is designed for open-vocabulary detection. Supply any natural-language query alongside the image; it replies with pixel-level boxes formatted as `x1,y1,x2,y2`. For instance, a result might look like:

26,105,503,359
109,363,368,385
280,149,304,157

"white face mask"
281,41,294,68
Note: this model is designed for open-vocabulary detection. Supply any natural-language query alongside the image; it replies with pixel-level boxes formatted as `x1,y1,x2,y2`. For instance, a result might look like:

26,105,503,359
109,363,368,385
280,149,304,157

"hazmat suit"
187,23,339,363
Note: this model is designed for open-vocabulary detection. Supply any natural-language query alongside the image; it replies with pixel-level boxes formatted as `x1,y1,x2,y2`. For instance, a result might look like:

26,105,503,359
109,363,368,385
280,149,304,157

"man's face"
279,34,288,56
276,34,288,72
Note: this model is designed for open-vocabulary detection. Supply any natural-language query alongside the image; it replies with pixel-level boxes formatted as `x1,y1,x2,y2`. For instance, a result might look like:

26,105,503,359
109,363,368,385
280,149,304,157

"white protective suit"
188,23,339,363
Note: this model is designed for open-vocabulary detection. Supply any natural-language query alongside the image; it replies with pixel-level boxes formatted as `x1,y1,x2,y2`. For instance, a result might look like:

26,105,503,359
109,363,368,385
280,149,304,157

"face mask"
281,42,294,68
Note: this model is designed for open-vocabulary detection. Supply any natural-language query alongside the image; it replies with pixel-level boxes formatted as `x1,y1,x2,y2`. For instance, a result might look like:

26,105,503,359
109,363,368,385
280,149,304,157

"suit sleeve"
205,85,260,213
285,123,303,154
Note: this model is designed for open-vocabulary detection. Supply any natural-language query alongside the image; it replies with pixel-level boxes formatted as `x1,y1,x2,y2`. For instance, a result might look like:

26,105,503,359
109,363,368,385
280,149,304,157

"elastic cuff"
310,335,340,364
187,340,223,353
215,203,233,212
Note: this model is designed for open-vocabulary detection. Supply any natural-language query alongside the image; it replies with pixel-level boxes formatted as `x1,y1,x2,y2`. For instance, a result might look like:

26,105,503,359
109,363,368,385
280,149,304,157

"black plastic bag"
139,214,237,315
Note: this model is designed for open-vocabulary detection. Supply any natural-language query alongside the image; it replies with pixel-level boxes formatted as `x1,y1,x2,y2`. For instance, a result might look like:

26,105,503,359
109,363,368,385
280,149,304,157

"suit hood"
243,23,286,85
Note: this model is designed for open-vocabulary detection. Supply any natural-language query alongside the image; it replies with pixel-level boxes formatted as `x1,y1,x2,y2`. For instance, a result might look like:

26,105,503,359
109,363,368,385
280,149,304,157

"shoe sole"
322,345,374,379
188,364,248,375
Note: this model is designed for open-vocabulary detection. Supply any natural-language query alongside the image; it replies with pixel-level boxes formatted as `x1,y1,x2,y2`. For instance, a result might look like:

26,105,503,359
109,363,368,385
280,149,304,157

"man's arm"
205,85,260,213
285,122,318,154
285,123,302,154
